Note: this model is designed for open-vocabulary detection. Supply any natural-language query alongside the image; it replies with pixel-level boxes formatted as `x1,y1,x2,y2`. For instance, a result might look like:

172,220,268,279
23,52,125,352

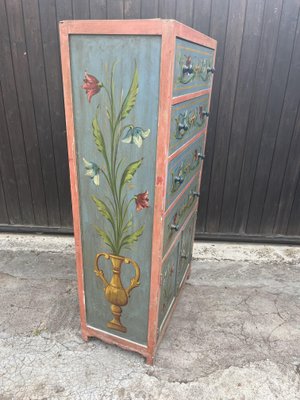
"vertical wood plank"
22,0,61,226
0,82,22,224
141,0,158,18
246,0,300,234
0,0,34,225
175,0,194,26
206,0,247,233
90,0,106,19
262,10,300,234
72,0,90,19
124,0,141,18
39,0,72,227
287,171,300,236
232,0,283,234
56,0,73,21
196,0,230,233
158,0,176,18
0,169,9,224
6,0,48,226
193,0,211,35
219,0,265,233
107,0,124,19
274,103,300,235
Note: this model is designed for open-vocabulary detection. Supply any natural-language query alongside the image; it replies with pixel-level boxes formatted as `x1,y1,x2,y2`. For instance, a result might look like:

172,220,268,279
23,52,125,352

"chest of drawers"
60,19,216,364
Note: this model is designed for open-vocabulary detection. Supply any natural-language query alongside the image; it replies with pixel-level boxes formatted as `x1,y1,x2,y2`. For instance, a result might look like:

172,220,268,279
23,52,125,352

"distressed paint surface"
176,214,196,292
169,94,209,155
166,133,205,209
158,241,179,329
70,35,161,345
173,38,214,96
163,179,198,255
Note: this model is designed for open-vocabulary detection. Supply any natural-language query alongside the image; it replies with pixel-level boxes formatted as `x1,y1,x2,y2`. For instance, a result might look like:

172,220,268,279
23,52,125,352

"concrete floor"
0,234,300,399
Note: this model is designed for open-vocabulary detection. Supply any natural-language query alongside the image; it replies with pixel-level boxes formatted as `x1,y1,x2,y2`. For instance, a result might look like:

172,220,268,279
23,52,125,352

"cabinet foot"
81,330,89,342
146,353,154,365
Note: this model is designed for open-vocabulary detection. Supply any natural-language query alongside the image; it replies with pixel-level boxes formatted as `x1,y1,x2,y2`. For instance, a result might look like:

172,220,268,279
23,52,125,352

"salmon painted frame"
59,19,217,365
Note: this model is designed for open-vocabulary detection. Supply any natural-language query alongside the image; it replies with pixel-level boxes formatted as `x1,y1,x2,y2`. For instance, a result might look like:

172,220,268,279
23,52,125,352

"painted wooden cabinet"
60,19,216,364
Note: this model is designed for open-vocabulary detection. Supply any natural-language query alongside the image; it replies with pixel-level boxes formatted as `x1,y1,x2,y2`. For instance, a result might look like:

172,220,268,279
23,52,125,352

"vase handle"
124,257,141,297
94,252,110,289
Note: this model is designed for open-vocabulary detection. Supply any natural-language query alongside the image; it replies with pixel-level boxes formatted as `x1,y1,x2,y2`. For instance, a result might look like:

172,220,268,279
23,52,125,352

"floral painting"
81,62,150,333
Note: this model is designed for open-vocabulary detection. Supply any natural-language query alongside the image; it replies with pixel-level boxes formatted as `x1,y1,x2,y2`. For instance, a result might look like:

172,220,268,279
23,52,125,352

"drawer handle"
193,192,201,198
198,153,205,160
171,224,179,231
174,176,184,184
207,66,215,74
202,111,210,117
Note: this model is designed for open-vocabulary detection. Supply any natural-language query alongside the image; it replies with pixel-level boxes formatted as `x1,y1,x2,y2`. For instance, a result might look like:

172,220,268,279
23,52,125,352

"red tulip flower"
135,191,149,211
81,72,103,102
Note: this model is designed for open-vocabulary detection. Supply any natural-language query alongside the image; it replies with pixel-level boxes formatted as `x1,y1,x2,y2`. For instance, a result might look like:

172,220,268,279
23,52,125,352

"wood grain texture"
0,0,34,225
196,0,229,233
39,0,72,227
206,0,247,233
232,0,284,234
89,0,107,19
246,0,300,235
219,0,265,233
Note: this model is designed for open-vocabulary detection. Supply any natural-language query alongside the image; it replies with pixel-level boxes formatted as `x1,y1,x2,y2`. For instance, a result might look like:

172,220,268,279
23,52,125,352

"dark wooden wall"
1,0,300,242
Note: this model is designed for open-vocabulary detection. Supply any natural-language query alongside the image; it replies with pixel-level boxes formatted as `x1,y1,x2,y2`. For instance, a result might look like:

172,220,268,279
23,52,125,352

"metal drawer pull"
193,192,201,197
171,224,179,231
207,66,215,74
174,176,184,184
202,111,210,117
198,153,205,160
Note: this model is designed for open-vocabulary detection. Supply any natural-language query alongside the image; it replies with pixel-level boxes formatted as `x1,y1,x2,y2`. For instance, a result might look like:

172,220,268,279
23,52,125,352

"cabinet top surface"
59,19,217,50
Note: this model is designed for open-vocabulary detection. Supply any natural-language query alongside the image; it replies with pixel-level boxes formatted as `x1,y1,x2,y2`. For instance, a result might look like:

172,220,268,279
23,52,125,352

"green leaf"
92,115,106,154
94,225,114,249
119,64,138,121
91,195,113,223
120,159,143,188
121,225,144,247
123,219,133,233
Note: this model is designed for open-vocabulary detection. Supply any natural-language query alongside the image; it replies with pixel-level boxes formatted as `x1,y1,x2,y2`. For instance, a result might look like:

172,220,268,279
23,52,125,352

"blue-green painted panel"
159,241,179,329
173,38,214,96
70,35,161,345
163,179,198,255
176,214,196,292
169,94,209,155
166,133,205,209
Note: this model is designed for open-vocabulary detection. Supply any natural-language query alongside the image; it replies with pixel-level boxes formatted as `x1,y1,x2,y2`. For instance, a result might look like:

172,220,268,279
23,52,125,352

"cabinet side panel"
70,35,161,345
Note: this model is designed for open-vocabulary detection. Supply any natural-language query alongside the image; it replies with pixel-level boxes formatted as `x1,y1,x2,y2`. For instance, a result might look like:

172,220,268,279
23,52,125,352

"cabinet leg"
81,330,89,342
146,353,154,365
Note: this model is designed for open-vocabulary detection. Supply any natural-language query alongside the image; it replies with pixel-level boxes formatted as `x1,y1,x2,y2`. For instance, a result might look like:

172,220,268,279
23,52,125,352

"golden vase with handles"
94,252,141,333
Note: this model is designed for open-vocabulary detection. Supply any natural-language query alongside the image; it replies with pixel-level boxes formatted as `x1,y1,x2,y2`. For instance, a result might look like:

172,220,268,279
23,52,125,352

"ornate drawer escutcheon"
178,56,215,85
170,94,209,154
166,134,205,209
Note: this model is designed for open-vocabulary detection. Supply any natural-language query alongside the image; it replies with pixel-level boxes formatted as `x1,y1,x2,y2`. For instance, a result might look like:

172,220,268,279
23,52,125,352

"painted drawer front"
159,241,179,329
176,215,196,292
169,94,209,155
163,179,198,255
173,38,215,97
166,133,205,209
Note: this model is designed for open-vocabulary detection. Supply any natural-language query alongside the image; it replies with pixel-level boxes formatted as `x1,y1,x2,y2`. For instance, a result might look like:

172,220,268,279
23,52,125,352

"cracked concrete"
0,234,300,399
